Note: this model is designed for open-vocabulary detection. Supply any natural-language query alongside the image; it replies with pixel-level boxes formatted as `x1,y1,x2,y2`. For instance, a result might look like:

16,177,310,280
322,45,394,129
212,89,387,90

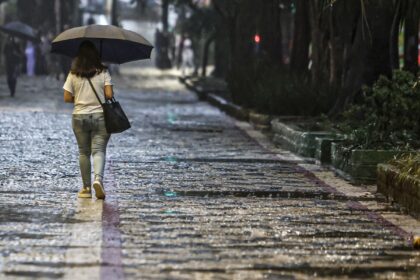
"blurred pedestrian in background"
25,41,36,76
181,37,194,76
37,34,50,75
41,34,52,74
3,36,22,97
47,31,61,80
86,14,96,25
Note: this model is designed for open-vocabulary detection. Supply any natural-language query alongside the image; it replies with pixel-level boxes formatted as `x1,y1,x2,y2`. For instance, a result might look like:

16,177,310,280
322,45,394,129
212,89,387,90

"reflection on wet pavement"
63,199,103,280
0,69,420,279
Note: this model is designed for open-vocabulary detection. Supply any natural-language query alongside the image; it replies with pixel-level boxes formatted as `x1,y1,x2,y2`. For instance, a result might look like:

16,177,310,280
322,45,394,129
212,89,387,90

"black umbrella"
51,25,153,64
0,21,39,42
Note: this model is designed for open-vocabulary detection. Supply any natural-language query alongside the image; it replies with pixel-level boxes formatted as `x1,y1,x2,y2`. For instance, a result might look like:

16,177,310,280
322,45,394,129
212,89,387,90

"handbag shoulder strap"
87,77,103,105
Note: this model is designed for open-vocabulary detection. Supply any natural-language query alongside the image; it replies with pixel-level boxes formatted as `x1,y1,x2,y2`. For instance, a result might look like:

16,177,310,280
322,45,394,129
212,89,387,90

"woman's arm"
104,85,113,100
64,90,74,103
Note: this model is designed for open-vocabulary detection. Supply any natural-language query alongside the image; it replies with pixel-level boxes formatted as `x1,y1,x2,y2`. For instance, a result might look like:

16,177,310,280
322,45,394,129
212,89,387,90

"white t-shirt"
63,70,113,114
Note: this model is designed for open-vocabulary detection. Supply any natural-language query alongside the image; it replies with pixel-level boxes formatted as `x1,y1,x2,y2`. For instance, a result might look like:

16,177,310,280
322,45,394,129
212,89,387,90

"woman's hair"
70,40,107,78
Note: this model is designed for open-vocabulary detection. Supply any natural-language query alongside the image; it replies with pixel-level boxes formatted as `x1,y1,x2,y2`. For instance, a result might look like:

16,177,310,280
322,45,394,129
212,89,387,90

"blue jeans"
72,113,110,187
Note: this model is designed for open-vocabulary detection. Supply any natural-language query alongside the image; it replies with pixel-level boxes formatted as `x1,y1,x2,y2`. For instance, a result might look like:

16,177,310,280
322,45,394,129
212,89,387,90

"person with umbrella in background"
52,24,153,199
3,36,23,97
0,21,40,96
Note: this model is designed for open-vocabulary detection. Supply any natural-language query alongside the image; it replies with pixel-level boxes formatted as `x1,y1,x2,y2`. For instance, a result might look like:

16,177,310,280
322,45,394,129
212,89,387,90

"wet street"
1,66,420,279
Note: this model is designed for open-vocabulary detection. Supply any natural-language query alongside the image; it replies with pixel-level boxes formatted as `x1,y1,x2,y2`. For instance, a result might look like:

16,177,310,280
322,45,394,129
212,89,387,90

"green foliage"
389,153,420,179
339,70,420,149
227,62,337,116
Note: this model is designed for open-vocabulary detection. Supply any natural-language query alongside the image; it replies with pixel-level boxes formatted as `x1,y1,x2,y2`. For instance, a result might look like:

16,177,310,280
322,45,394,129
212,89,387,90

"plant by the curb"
339,70,420,150
389,153,420,179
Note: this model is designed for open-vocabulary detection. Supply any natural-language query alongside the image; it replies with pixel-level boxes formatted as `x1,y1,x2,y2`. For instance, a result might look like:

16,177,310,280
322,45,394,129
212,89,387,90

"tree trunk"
156,0,171,69
176,6,186,68
390,0,403,70
213,30,229,78
55,0,61,34
201,32,216,77
213,0,240,72
61,0,79,28
259,0,283,64
227,16,238,71
290,0,310,75
328,5,337,86
403,1,419,74
329,0,395,116
330,18,367,116
162,0,169,32
281,1,294,64
136,0,147,15
364,3,394,83
327,4,344,89
111,0,118,26
308,0,328,84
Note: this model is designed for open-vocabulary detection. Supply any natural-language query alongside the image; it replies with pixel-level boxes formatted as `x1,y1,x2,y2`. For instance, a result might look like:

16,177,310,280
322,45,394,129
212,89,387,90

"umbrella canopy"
0,21,39,42
51,25,153,64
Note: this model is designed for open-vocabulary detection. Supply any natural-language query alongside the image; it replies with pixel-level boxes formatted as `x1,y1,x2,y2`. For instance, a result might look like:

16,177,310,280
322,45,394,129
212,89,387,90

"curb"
179,77,250,121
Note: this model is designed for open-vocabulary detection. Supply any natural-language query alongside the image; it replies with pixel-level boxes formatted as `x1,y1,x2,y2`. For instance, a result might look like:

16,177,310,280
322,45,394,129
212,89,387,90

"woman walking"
63,41,113,199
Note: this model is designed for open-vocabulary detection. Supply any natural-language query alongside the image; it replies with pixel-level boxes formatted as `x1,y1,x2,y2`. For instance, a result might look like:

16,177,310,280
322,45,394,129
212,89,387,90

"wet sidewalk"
1,68,420,279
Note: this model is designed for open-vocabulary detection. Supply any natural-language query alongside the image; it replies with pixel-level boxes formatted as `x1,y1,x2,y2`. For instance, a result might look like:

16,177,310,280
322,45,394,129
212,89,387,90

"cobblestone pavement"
1,67,420,279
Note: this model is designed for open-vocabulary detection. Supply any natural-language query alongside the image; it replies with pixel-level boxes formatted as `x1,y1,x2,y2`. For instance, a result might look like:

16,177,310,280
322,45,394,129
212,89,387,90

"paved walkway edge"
235,120,420,246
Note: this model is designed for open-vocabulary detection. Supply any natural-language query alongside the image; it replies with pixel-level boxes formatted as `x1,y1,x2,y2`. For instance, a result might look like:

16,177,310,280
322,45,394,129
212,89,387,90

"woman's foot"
93,180,106,199
78,186,92,198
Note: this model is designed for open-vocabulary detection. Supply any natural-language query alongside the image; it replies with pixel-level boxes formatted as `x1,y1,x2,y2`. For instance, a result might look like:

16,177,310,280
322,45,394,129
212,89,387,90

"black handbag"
87,78,131,134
